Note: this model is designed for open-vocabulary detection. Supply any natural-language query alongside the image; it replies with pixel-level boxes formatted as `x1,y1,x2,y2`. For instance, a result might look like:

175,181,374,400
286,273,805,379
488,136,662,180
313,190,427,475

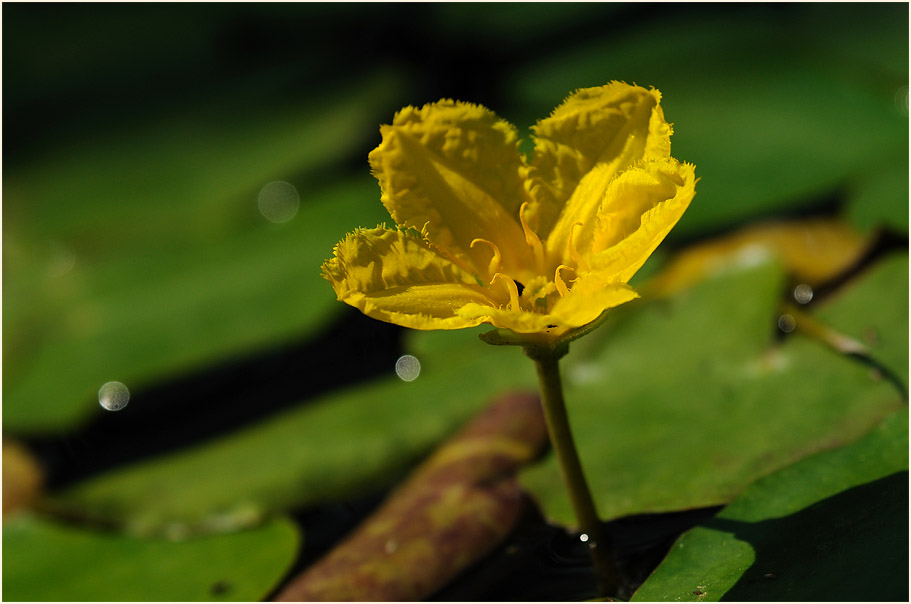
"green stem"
531,350,625,598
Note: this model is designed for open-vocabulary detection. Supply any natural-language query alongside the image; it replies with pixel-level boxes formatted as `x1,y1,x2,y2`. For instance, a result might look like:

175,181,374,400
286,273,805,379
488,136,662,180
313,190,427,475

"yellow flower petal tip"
322,82,696,343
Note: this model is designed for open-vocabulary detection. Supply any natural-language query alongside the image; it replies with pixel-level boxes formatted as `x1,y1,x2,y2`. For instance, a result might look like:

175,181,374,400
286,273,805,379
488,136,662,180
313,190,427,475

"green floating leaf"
3,74,399,434
812,252,909,389
508,4,907,239
3,74,397,259
47,331,536,536
846,149,910,235
1,513,299,601
520,258,905,526
3,175,388,434
632,408,908,602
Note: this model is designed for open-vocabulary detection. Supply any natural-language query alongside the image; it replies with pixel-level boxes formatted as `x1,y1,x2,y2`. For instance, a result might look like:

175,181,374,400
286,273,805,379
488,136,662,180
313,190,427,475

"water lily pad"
846,149,910,235
3,175,389,434
3,74,399,434
631,408,908,601
520,258,905,526
46,332,536,536
811,252,909,388
1,513,299,601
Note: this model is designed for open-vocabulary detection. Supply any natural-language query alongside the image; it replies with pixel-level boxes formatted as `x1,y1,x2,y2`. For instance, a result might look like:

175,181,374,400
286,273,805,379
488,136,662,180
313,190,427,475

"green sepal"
479,309,613,361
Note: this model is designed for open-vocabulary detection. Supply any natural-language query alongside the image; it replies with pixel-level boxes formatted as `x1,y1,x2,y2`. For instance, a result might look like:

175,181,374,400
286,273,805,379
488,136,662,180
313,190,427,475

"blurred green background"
3,3,908,601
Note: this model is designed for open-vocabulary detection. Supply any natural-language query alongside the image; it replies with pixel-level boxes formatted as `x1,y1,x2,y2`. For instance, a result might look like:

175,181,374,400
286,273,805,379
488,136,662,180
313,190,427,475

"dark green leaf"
812,253,909,389
846,150,910,235
3,175,389,433
631,408,908,601
3,75,399,434
2,513,299,601
46,329,536,535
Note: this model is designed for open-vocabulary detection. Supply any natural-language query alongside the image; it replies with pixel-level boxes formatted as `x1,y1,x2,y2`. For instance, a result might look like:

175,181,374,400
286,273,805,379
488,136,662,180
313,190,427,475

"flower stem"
531,351,624,598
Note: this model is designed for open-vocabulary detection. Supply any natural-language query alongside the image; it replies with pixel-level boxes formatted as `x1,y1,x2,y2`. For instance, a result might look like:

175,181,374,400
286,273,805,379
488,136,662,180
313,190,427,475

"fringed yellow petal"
566,222,590,272
545,162,620,266
590,158,697,283
549,275,640,327
353,285,495,331
322,226,497,330
368,100,533,276
527,82,672,240
456,303,562,335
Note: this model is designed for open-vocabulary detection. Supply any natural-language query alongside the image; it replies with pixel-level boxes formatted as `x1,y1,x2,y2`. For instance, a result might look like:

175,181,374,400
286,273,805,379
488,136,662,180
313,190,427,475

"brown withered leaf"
3,441,44,517
274,391,548,602
646,217,874,298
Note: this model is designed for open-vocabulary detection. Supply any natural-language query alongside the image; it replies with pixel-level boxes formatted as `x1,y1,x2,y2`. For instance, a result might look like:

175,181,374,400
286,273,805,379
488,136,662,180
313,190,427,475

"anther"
470,238,502,277
519,202,546,273
554,265,575,297
491,273,521,311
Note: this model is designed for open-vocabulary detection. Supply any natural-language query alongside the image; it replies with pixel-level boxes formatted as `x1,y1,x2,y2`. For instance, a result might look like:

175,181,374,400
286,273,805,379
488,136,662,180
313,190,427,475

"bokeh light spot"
395,355,421,382
793,283,814,304
257,181,300,224
778,314,796,333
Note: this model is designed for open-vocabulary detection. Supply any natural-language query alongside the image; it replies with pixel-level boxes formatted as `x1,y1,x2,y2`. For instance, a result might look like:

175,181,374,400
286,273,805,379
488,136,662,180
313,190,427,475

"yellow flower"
322,82,696,345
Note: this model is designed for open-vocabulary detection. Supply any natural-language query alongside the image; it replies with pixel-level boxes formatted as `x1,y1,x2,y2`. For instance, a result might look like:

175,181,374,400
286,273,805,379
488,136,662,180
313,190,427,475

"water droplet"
257,180,299,224
579,533,590,543
793,283,814,304
777,314,796,333
395,355,421,382
98,381,130,411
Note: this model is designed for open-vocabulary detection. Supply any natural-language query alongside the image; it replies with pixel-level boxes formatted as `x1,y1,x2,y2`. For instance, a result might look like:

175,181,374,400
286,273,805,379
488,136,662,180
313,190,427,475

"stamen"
568,222,590,273
554,264,575,297
470,238,502,277
519,202,546,273
491,273,521,311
